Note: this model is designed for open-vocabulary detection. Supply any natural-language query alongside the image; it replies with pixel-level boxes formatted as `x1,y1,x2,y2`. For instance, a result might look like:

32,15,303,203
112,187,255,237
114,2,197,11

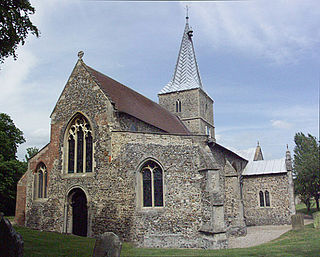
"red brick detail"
15,174,27,226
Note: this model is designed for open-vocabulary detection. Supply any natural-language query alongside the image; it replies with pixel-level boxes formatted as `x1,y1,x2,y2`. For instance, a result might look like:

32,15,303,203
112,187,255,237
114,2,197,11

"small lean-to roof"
85,64,190,135
242,158,287,176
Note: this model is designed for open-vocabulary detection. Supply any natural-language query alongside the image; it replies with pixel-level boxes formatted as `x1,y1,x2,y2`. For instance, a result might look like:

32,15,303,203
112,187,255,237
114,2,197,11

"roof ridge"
84,64,190,134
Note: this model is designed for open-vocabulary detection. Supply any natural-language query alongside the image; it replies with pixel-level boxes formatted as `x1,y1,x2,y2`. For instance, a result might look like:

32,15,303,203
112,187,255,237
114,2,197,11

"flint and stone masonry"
15,16,295,249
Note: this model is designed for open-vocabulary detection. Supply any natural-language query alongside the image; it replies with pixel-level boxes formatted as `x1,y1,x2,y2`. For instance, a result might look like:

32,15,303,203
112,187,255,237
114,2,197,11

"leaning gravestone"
92,232,122,257
0,212,24,257
291,213,304,230
313,212,320,229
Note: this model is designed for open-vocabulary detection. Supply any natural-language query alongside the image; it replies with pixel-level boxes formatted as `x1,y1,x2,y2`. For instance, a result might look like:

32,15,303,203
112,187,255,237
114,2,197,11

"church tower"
158,14,215,138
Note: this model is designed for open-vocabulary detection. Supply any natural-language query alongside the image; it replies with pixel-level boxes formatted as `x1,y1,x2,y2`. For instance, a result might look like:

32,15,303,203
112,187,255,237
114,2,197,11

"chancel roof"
236,143,287,176
159,16,203,95
84,64,190,135
242,158,287,176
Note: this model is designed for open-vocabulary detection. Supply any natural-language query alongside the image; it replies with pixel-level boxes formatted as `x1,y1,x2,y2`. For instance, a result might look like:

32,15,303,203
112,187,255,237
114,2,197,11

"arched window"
67,114,93,173
141,160,163,207
34,163,47,199
175,99,181,113
259,191,264,207
265,190,270,207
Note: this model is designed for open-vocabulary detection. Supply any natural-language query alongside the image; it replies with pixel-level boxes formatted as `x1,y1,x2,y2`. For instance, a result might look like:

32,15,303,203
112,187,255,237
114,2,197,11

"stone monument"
92,232,122,257
0,212,24,257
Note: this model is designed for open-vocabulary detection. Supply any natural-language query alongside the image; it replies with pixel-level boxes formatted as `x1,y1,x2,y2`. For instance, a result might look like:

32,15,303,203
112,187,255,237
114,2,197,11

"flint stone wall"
242,173,292,225
22,62,228,249
158,88,214,136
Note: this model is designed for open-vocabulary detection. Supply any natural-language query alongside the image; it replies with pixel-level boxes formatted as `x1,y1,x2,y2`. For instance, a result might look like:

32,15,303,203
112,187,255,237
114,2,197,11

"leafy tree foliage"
0,113,25,161
0,159,27,215
0,113,27,215
25,146,39,161
293,132,320,211
0,0,39,63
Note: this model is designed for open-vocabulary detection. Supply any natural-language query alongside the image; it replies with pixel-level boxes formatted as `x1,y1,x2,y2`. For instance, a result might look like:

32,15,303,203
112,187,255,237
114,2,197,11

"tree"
25,146,39,161
0,113,27,215
293,132,320,211
0,0,39,64
0,113,25,161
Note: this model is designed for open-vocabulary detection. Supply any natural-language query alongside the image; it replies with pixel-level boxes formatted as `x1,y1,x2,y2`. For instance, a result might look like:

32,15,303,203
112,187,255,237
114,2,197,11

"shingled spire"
159,15,203,94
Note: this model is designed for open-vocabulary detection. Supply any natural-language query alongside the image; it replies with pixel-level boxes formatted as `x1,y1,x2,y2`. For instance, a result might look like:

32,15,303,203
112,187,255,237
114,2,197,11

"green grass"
296,201,319,216
13,223,320,257
14,226,96,257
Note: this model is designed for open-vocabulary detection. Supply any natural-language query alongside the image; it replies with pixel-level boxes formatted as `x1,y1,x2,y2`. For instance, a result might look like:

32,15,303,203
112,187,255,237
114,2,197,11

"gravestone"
313,212,320,229
92,232,122,257
0,212,24,257
291,213,304,230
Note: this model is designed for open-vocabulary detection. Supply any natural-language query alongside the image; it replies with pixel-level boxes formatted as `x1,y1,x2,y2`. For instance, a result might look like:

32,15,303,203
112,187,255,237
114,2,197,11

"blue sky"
0,0,319,160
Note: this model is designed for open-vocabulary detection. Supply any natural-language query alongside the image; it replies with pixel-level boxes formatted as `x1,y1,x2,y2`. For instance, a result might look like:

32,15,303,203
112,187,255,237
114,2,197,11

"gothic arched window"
141,160,163,207
265,190,270,207
34,163,47,199
175,99,181,113
67,114,93,174
259,191,264,207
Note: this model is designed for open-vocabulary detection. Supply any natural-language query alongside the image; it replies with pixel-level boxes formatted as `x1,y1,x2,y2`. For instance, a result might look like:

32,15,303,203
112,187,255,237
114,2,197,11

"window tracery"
67,115,93,174
141,161,163,207
34,163,47,199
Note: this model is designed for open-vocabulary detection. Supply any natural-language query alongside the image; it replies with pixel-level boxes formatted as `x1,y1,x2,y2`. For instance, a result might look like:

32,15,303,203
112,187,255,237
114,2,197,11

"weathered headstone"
92,232,122,257
0,212,24,257
291,213,304,230
313,211,320,229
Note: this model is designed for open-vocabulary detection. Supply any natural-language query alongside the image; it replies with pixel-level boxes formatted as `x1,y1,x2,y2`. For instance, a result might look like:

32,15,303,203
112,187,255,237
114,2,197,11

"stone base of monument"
313,212,320,229
92,232,122,257
0,212,24,257
291,214,304,230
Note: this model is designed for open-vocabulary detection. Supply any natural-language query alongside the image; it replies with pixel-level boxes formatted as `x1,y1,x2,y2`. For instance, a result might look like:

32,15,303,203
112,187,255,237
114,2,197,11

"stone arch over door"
64,186,91,237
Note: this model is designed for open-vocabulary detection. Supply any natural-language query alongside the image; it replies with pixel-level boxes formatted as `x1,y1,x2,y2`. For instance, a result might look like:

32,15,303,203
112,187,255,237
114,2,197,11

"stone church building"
15,16,295,249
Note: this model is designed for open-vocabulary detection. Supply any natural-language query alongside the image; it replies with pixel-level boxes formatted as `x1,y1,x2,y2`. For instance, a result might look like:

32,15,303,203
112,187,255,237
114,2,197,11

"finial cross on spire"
186,5,190,20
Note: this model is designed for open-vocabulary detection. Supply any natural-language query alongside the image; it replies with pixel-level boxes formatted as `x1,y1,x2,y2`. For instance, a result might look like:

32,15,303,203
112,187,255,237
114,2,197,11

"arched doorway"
68,188,88,236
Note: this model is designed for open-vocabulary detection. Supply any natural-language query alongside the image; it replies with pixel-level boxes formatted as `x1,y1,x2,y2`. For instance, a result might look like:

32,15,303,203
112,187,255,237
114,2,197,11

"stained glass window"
86,132,93,172
68,136,75,173
35,163,47,199
77,127,84,173
38,171,43,198
143,169,152,207
259,191,264,207
44,171,47,198
66,115,93,174
153,168,163,207
141,161,164,208
265,191,270,207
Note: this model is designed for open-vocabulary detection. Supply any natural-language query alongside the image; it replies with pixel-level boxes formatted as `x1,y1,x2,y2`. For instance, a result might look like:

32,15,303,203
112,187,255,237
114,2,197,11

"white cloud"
191,1,320,64
271,120,293,129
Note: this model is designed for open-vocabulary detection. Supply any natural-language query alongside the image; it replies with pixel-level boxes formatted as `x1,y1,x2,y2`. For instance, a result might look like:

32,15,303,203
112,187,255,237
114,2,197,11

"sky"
0,0,319,161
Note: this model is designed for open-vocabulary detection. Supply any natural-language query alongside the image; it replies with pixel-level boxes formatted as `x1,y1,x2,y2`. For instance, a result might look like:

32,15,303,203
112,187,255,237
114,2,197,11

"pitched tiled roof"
85,64,190,135
159,17,203,95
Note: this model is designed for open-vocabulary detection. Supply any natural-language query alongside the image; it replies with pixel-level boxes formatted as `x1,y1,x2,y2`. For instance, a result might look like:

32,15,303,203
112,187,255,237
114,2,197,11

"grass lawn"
296,201,319,216
13,223,320,257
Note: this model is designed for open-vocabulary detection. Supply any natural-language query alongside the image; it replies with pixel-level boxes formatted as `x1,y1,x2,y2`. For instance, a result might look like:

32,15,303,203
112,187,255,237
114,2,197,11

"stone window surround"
258,190,271,208
175,99,182,113
136,158,166,211
33,162,48,201
62,112,96,178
